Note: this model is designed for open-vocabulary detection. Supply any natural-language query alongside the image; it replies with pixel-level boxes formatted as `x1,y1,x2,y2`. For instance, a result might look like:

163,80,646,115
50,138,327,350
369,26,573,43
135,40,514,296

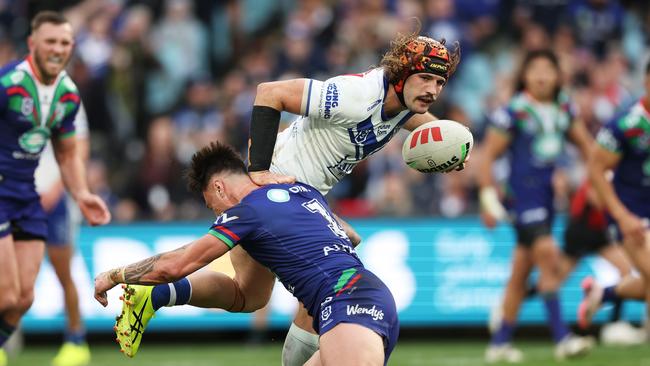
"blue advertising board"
22,218,643,333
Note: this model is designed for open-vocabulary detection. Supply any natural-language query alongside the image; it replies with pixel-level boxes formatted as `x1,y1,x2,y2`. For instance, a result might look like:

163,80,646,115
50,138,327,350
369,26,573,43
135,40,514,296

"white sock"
282,322,319,366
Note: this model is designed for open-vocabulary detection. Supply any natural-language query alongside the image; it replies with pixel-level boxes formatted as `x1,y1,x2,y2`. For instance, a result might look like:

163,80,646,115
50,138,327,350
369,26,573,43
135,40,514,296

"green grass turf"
8,341,650,366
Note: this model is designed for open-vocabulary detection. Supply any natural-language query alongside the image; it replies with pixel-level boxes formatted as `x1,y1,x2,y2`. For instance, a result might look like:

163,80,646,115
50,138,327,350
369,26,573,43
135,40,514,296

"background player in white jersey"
0,12,110,366
108,30,463,365
35,103,90,366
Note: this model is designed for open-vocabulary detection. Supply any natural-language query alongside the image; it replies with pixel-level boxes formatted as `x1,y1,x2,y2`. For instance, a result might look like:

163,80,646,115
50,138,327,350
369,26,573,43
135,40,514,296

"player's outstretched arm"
587,144,646,243
94,234,230,306
248,79,308,185
477,128,510,228
53,136,111,225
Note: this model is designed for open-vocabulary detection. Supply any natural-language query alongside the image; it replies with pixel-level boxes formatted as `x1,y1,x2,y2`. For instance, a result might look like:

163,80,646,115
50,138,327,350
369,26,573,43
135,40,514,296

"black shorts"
563,208,609,259
515,221,552,247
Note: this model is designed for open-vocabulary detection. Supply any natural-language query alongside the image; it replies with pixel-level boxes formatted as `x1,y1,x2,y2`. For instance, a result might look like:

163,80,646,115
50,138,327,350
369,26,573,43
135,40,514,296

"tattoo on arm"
120,245,190,285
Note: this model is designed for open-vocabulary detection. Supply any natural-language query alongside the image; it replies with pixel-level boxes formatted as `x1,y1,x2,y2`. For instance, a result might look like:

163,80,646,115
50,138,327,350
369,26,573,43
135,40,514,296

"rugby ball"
402,120,473,173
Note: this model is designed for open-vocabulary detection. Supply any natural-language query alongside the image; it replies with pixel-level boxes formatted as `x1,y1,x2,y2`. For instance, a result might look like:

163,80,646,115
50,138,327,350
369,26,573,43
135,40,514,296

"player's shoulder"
606,100,645,133
321,68,386,120
0,59,26,88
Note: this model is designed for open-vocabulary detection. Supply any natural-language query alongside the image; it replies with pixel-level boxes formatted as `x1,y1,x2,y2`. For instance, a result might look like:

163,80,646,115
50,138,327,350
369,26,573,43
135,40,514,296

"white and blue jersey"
490,92,576,227
271,68,414,195
596,100,650,220
207,183,398,359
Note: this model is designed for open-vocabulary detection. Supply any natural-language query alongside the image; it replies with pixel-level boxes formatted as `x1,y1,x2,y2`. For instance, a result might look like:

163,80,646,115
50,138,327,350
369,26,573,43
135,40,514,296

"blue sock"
542,292,570,343
0,319,15,347
64,329,86,345
602,286,619,303
491,320,516,345
151,278,192,311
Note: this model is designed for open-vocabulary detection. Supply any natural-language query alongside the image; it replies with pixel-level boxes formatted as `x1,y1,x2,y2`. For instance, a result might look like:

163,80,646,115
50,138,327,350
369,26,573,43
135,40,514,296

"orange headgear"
393,36,455,106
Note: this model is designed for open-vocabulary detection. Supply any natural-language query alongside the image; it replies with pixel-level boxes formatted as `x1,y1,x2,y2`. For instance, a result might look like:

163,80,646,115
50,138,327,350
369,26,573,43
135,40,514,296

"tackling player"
95,142,399,366
478,50,595,363
108,30,464,365
578,60,650,336
0,12,110,366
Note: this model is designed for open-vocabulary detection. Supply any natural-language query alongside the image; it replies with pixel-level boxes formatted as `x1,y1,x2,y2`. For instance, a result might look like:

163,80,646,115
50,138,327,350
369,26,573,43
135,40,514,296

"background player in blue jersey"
478,50,595,362
94,142,399,366
579,60,650,337
0,11,110,366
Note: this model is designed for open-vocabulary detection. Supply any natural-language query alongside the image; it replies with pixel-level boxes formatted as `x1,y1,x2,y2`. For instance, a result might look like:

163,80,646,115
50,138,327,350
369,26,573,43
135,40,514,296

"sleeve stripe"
302,79,313,117
214,225,240,241
208,230,236,248
58,131,76,140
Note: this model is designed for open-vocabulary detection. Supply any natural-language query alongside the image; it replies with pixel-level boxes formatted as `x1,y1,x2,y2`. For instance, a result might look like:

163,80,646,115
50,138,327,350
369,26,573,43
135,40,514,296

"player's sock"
526,283,538,298
64,328,86,345
610,299,623,322
150,278,192,311
602,286,619,303
282,322,319,366
0,319,15,347
491,320,515,345
541,292,570,343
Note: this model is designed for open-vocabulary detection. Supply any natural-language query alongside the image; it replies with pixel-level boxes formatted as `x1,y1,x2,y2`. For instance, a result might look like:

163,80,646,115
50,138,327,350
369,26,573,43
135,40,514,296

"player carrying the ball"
100,27,466,365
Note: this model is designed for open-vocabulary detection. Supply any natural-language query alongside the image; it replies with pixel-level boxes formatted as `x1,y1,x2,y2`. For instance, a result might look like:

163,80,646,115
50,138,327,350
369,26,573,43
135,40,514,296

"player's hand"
249,170,296,185
443,153,470,173
617,212,648,246
77,191,111,226
94,271,117,307
479,186,507,229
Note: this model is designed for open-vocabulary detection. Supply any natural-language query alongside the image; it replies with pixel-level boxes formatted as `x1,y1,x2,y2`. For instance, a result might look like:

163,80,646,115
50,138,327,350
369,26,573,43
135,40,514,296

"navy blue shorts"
0,196,47,241
314,268,399,365
46,195,73,246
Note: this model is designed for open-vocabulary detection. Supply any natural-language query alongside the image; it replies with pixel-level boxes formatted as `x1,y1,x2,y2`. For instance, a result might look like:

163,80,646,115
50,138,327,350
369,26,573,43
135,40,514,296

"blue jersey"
208,183,363,316
490,92,576,224
595,100,650,219
0,58,80,200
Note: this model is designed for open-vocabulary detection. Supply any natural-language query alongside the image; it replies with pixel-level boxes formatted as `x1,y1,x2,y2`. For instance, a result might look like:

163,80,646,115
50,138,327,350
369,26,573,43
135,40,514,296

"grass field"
7,341,650,366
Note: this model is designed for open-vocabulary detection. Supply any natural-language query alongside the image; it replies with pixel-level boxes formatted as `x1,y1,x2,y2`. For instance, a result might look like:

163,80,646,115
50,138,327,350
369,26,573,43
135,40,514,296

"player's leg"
486,245,531,363
530,234,593,359
115,246,276,357
622,231,650,319
3,239,45,326
283,305,319,366
0,234,20,349
313,323,384,366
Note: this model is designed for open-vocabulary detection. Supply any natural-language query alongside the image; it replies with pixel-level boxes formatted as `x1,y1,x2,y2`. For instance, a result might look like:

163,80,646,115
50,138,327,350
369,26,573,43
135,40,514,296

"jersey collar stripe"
208,229,235,248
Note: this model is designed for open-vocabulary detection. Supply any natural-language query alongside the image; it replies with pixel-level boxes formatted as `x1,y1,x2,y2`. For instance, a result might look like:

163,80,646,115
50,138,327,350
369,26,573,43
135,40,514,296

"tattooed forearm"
119,245,190,285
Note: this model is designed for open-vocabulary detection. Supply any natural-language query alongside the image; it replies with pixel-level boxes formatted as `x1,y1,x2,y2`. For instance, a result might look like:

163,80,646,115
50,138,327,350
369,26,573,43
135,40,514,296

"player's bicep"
51,133,76,164
256,79,308,115
175,234,232,276
402,112,438,131
482,128,511,159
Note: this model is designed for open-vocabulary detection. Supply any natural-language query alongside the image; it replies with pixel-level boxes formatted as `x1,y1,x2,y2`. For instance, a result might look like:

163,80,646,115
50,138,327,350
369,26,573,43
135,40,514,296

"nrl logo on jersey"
214,213,239,225
21,98,33,116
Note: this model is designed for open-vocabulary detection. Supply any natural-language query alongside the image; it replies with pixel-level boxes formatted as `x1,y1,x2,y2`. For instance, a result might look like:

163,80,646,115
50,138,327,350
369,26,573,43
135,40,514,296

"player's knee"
14,289,35,315
0,291,19,313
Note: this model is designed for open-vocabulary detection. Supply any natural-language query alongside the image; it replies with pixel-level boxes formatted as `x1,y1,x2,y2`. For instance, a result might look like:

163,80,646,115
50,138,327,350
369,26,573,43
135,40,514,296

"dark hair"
186,141,247,193
646,60,650,75
515,49,562,100
31,11,69,32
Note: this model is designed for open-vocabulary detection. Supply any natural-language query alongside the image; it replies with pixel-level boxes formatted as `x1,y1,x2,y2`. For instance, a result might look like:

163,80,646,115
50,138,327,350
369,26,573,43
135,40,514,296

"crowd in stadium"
0,0,647,221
